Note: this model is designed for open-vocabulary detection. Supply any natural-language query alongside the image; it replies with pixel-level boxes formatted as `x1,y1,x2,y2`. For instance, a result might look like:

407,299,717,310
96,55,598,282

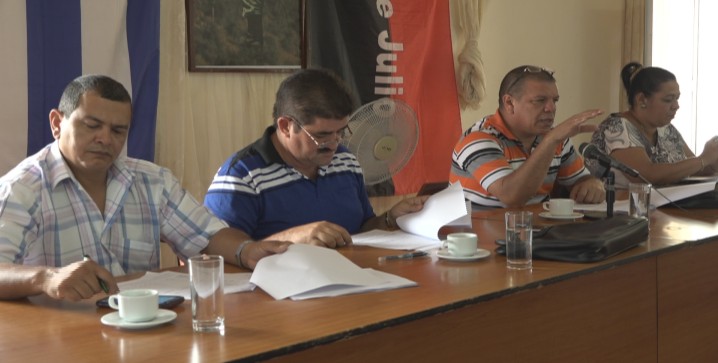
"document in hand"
249,244,417,300
352,182,471,250
396,182,471,238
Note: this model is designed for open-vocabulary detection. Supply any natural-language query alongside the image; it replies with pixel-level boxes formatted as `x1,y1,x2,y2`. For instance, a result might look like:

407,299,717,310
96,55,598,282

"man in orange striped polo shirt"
450,65,606,209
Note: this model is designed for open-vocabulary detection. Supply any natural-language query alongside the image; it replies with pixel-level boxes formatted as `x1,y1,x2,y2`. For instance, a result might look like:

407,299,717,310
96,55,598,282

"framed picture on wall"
186,0,305,72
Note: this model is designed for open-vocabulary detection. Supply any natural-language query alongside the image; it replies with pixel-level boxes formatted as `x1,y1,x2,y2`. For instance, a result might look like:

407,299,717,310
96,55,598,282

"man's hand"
387,196,431,226
41,260,118,301
241,241,291,270
273,221,352,248
569,176,606,204
545,109,603,143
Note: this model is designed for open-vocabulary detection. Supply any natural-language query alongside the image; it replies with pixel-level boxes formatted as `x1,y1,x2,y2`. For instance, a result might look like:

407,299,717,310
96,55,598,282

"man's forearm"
0,264,48,300
489,139,562,206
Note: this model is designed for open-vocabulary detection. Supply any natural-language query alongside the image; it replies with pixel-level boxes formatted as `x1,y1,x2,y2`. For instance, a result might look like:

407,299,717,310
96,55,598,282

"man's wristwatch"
235,240,256,269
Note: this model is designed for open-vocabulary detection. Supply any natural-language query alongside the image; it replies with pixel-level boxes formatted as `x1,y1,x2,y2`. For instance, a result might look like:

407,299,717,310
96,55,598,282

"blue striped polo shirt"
204,126,375,239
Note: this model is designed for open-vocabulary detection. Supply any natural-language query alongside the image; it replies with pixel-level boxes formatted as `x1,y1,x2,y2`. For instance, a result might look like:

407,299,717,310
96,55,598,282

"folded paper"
353,182,470,250
250,244,417,300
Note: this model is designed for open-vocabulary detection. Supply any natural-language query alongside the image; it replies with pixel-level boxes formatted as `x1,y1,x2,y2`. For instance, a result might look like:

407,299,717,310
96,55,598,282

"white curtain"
620,0,646,111
450,0,486,110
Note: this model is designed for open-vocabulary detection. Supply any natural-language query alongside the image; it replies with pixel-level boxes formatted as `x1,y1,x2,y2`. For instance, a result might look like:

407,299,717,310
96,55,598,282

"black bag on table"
496,215,649,263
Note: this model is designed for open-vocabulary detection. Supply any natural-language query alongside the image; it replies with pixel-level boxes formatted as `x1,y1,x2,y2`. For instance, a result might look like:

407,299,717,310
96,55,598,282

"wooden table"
2,206,718,362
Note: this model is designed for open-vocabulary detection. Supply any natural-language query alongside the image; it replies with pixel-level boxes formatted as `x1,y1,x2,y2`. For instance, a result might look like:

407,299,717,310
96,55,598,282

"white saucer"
539,211,584,220
437,248,491,261
101,309,177,329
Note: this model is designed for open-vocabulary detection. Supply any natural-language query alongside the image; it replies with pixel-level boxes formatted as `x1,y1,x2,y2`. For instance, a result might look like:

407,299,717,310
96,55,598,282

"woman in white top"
587,62,718,188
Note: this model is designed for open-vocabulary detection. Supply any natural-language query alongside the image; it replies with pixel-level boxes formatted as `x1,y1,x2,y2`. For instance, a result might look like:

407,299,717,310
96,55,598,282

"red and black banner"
307,0,462,196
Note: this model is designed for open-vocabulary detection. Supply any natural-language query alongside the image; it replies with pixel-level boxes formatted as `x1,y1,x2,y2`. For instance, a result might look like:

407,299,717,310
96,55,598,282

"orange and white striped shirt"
450,110,589,208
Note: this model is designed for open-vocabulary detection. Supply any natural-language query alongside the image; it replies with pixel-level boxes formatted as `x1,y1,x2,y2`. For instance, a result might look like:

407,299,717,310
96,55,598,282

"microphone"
579,143,640,177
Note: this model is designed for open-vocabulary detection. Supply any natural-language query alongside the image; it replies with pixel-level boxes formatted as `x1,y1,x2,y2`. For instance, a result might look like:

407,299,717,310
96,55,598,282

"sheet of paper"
289,269,417,301
649,181,716,206
250,244,417,300
575,181,716,212
352,229,441,250
574,201,625,213
678,175,718,184
396,182,470,240
445,200,472,226
118,271,253,300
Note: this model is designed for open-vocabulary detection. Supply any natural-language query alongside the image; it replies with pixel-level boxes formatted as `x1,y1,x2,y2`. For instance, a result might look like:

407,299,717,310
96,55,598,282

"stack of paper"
117,271,253,299
352,182,471,250
250,244,417,300
350,229,440,250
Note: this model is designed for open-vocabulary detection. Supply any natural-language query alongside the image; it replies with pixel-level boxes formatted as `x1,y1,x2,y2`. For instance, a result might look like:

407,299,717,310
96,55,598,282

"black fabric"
496,215,649,263
306,0,395,197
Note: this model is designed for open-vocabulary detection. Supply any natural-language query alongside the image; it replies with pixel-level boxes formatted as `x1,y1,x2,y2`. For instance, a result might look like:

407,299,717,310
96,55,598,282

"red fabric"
387,0,462,194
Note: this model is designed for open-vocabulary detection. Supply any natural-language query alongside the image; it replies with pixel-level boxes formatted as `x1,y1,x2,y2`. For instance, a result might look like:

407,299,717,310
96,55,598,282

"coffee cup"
443,232,478,256
542,198,574,216
108,289,159,322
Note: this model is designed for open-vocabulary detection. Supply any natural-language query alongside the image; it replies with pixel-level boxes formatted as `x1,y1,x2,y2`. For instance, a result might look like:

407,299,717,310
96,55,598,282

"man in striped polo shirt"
204,69,428,248
450,65,606,209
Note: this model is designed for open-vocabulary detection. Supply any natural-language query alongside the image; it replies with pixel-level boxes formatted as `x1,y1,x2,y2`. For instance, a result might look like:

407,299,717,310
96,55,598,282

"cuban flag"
0,0,160,175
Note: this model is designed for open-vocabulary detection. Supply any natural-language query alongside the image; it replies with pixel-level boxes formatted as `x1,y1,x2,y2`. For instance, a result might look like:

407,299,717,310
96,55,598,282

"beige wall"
461,0,624,142
156,0,625,200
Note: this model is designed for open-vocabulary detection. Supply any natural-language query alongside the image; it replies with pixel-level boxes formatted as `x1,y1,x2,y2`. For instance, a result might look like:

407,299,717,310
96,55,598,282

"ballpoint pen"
377,251,428,262
83,255,110,293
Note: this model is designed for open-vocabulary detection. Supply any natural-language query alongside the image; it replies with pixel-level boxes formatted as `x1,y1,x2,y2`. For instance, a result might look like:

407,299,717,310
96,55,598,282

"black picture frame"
186,0,305,72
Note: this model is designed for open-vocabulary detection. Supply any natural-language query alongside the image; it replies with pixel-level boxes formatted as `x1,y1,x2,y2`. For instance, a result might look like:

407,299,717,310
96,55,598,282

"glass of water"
505,211,533,270
629,183,652,220
189,255,225,333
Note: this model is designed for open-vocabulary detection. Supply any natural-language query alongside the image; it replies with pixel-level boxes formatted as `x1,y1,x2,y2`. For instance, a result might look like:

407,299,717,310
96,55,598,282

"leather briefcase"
496,215,649,263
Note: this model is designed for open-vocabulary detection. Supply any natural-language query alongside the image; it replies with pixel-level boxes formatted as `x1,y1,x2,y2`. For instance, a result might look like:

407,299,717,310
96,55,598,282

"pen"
83,255,110,293
378,251,428,262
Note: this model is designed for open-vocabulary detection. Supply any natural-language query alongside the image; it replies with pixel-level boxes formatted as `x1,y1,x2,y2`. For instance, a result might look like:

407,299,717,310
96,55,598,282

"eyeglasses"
504,66,555,95
287,116,353,149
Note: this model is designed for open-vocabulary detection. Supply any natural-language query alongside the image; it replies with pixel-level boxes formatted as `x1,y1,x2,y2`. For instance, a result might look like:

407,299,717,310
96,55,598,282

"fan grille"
343,98,419,185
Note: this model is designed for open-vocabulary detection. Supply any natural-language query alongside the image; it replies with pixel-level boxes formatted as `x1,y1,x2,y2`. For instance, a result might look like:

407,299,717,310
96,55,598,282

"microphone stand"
605,171,615,218
601,165,615,218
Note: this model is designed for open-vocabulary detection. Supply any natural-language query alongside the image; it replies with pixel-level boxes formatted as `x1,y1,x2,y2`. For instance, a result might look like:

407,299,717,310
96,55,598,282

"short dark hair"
58,75,131,116
272,68,355,126
620,62,677,108
498,65,556,109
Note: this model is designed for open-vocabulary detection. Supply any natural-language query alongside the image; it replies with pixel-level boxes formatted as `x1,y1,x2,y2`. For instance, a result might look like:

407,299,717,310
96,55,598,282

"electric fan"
342,98,419,185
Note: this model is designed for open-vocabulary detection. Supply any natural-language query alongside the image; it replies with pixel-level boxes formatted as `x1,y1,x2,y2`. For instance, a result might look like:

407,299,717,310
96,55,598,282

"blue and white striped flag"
0,0,160,174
